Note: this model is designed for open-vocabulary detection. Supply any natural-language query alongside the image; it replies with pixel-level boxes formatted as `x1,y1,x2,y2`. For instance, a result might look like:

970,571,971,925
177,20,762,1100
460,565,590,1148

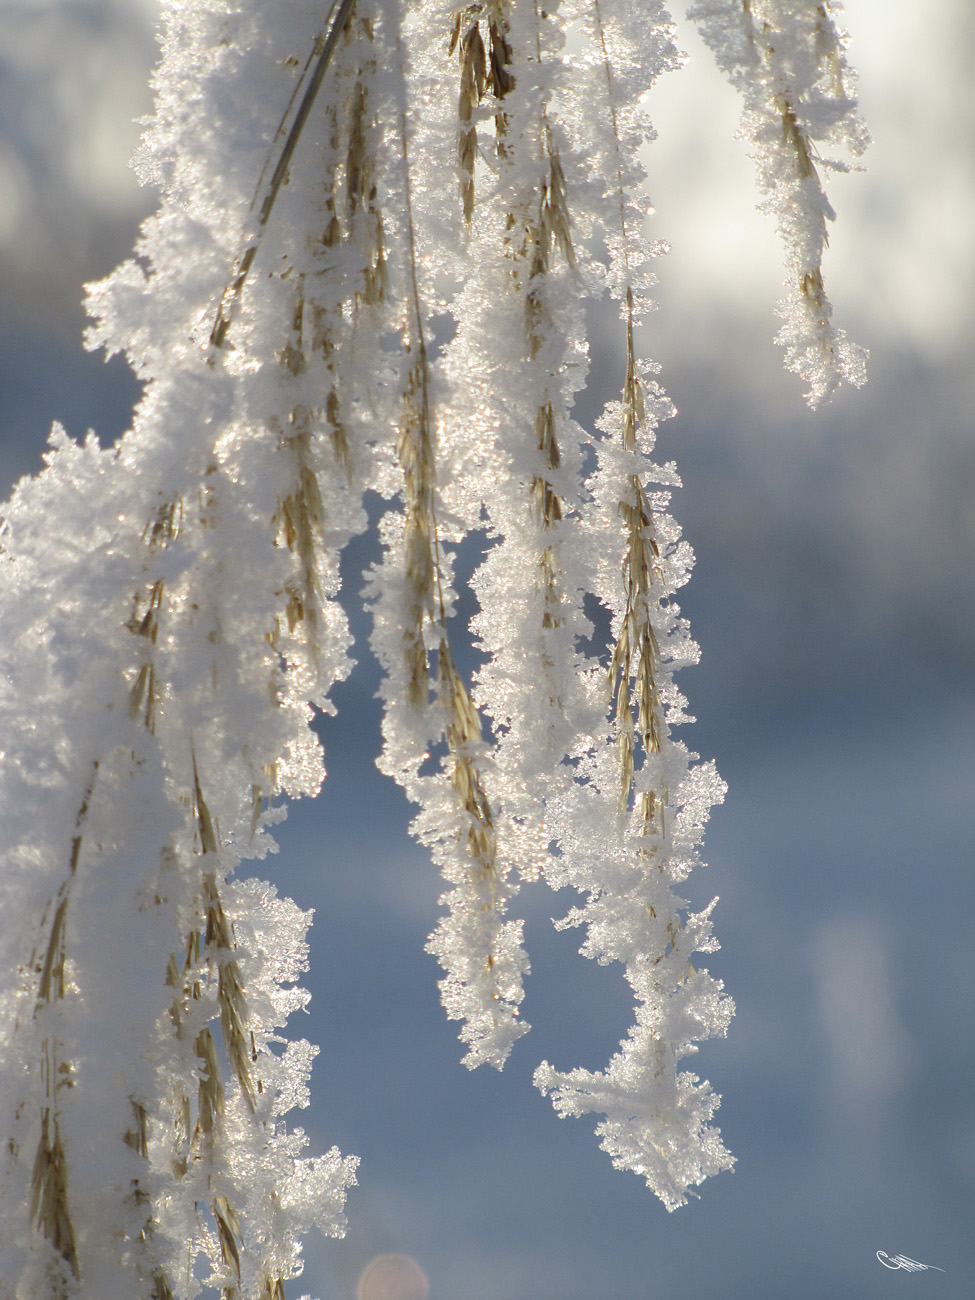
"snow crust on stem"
0,0,868,1286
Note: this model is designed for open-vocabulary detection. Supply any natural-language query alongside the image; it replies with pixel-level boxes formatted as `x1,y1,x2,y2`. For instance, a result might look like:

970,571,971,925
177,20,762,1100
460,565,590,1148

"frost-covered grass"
0,2,867,1296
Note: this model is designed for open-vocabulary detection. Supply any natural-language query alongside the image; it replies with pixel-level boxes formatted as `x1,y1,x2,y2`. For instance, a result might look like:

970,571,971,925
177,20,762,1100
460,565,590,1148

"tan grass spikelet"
187,765,259,1113
192,756,220,858
151,1272,176,1300
395,140,505,917
273,276,348,656
486,2,515,101
127,579,164,730
438,641,500,905
606,296,666,815
213,1194,244,1288
520,130,575,651
162,946,195,1178
386,124,514,968
535,135,574,273
396,123,441,711
123,1098,149,1158
26,764,100,1278
128,500,183,731
36,897,69,1008
452,1,514,223
346,78,369,218
34,765,98,1007
203,872,258,1112
813,1,846,95
309,213,353,473
339,17,388,306
152,1268,176,1300
454,11,486,224
396,334,437,709
218,960,257,1112
275,434,326,643
532,403,563,639
585,6,670,819
124,1096,181,1299
523,134,574,341
193,1027,225,1145
392,240,505,930
325,386,351,471
29,1109,79,1279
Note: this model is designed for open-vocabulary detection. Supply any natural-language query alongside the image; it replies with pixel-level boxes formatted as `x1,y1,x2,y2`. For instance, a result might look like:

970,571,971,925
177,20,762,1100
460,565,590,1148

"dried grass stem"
209,0,359,348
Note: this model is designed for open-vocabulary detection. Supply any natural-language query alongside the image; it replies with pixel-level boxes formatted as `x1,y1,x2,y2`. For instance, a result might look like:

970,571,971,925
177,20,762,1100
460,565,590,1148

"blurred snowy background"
1,1,973,1297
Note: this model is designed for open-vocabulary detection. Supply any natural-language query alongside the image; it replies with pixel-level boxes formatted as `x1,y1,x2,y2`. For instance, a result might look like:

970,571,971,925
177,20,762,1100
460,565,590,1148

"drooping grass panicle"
0,0,870,1279
449,0,595,795
367,91,532,1069
1,8,377,1292
496,0,737,1210
690,0,868,404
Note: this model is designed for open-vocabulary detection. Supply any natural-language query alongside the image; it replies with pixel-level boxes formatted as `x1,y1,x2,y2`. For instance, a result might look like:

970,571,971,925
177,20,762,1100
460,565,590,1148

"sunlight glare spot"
356,1253,429,1300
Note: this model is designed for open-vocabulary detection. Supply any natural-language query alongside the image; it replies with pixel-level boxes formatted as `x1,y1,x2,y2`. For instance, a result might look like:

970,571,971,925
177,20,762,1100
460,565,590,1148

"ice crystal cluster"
0,0,864,1295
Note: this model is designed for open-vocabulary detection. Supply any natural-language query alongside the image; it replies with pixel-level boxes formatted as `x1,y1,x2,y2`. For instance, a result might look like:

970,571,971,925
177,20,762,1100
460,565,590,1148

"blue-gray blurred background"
2,2,973,1297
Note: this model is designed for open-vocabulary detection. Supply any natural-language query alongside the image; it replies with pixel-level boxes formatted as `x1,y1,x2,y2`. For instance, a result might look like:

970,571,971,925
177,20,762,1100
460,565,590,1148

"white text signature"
877,1251,945,1273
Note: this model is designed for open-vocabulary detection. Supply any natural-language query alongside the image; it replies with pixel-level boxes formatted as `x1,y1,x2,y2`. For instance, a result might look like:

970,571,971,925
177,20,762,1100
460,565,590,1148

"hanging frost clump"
0,0,865,1294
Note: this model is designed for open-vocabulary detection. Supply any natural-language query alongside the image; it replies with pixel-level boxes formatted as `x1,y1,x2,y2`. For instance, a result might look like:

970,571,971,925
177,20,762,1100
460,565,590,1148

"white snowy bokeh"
1,1,972,1297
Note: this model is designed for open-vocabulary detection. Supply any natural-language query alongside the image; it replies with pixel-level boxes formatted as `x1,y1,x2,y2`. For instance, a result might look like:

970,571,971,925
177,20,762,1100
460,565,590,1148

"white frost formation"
691,0,869,404
0,0,864,1294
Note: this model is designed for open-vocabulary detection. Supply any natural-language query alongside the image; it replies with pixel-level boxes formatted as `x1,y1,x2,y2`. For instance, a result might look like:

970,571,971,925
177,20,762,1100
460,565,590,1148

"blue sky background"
1,2,973,1297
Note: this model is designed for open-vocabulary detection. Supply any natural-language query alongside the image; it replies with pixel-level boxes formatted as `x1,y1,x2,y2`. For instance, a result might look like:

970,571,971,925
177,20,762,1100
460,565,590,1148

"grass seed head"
30,1111,79,1278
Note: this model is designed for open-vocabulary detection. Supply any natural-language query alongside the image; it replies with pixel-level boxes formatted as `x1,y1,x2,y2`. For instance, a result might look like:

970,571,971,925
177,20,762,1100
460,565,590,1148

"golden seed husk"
29,1110,79,1277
